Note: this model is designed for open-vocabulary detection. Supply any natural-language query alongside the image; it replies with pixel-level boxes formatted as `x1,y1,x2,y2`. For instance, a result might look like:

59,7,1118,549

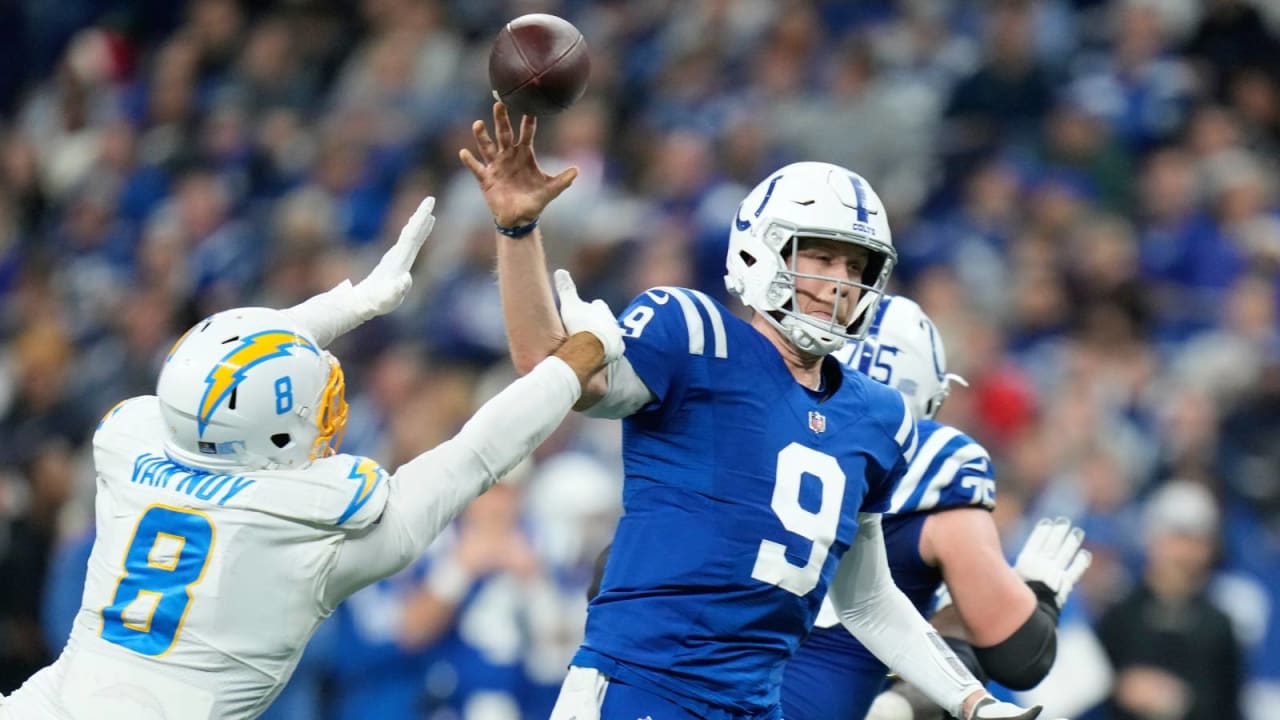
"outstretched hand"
459,102,578,228
1014,517,1092,609
352,195,436,319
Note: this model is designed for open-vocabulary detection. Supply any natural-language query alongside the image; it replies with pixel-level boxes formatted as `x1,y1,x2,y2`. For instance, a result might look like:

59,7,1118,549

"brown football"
488,14,590,117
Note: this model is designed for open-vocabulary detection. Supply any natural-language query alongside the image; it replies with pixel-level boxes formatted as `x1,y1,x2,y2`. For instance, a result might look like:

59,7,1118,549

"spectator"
1097,480,1244,720
0,2,1275,717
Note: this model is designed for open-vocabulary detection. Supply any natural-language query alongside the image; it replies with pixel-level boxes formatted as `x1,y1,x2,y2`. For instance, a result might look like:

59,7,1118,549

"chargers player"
781,296,1093,720
0,197,627,720
460,103,1056,720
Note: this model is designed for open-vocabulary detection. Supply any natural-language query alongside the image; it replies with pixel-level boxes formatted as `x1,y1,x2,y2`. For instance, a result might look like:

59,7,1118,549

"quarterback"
462,103,1059,720
0,197,625,720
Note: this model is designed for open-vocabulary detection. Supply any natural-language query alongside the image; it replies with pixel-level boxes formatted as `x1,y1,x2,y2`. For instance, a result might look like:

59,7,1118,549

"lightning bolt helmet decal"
196,330,320,436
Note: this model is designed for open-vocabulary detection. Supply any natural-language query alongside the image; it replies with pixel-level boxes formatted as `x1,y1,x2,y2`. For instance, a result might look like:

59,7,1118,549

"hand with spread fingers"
459,102,578,229
1014,517,1093,609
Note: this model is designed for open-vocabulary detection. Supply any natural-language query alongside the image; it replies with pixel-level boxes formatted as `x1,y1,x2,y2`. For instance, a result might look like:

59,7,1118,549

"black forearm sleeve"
973,581,1060,690
944,634,990,687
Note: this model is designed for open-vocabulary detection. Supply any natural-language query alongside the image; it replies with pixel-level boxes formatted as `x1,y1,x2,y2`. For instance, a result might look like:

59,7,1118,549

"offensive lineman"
782,296,1092,720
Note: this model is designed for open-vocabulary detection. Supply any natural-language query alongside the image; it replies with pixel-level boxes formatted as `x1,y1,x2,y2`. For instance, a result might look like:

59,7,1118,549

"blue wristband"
495,217,539,238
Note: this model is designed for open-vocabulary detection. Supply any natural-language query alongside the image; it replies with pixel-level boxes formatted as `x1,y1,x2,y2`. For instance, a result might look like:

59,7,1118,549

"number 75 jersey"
575,287,918,715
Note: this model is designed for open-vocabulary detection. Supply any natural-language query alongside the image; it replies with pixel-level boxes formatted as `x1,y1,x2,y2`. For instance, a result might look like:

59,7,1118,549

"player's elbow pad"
974,582,1060,690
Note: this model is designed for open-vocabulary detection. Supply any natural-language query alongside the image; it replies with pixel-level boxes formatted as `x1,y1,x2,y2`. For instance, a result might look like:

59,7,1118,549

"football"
488,14,590,117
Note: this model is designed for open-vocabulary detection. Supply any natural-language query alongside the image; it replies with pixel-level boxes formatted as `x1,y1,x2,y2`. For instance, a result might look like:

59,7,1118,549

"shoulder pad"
625,286,730,359
94,396,165,469
888,420,995,514
297,454,390,529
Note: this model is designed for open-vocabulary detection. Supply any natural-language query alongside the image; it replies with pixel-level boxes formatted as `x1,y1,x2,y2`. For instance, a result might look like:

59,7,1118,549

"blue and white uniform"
781,345,995,720
569,287,917,718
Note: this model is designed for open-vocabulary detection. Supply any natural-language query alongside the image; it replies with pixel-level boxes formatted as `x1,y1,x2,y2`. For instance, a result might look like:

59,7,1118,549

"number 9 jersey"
574,287,918,716
3,396,390,720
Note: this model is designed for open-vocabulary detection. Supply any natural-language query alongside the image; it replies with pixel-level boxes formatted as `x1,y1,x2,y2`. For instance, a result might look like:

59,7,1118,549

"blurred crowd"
0,0,1277,718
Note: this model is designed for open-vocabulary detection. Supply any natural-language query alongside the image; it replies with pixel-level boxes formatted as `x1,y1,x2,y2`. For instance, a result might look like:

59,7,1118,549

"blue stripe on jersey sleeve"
888,420,995,514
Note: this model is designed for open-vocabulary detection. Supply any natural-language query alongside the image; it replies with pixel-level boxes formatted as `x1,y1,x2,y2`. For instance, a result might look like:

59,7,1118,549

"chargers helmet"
851,295,966,420
157,307,348,470
725,162,896,355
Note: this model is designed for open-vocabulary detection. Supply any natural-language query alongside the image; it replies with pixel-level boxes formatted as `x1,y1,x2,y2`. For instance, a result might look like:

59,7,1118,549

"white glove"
553,269,624,363
867,689,914,720
1013,517,1092,609
351,196,436,319
967,697,1046,720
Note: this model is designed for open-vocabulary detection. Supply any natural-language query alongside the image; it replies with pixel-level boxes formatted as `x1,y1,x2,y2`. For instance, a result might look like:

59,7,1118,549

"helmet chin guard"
725,163,896,356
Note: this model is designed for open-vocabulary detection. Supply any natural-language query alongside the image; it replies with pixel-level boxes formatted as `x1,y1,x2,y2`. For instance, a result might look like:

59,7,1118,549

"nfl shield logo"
808,411,826,433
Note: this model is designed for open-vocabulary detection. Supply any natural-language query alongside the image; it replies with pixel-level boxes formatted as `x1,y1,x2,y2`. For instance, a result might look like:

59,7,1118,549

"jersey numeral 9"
101,504,216,656
751,443,847,596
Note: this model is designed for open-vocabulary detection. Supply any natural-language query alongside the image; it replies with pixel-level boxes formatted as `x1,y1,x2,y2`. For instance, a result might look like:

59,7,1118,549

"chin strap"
778,313,847,356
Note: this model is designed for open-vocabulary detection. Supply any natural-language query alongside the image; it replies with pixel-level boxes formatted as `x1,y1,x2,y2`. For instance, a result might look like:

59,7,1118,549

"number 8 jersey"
574,287,917,716
5,396,390,719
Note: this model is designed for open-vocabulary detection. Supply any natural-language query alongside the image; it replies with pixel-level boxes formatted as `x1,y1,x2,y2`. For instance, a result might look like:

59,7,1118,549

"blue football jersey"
574,287,917,716
781,418,997,720
885,419,994,515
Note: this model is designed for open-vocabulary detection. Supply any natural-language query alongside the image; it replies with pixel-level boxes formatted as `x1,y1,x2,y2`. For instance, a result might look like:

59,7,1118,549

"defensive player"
782,295,1092,720
461,103,1056,720
0,197,625,720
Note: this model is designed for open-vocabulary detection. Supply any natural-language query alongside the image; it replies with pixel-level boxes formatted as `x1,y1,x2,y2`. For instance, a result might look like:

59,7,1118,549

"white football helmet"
157,307,349,471
849,296,966,420
724,162,896,355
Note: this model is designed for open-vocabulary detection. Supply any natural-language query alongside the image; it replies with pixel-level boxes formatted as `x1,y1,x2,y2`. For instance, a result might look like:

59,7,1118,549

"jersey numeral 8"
751,443,847,596
101,504,216,656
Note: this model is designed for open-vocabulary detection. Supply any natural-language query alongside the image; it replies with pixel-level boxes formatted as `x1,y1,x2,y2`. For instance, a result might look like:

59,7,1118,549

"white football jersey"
4,396,390,720
1,352,586,720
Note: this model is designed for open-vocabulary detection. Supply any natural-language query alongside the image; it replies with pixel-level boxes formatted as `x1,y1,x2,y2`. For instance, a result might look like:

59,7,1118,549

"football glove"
966,697,1048,720
553,269,624,363
1013,517,1092,609
866,689,915,720
352,196,436,319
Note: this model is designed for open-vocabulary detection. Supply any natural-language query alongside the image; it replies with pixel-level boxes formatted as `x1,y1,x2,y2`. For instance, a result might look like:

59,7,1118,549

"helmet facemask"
310,353,349,460
744,221,896,356
724,163,897,357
